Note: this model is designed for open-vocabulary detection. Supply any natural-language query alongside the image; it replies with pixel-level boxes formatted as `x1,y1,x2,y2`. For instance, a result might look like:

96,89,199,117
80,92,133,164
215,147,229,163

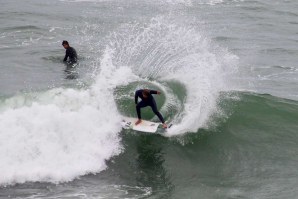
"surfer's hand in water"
162,123,167,128
135,119,142,125
157,91,161,94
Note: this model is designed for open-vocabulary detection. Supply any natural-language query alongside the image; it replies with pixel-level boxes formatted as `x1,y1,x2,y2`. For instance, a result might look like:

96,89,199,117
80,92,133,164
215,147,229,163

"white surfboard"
121,117,160,133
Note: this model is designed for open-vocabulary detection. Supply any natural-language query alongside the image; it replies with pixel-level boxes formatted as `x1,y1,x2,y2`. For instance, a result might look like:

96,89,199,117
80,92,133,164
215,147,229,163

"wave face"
104,92,298,199
2,91,298,198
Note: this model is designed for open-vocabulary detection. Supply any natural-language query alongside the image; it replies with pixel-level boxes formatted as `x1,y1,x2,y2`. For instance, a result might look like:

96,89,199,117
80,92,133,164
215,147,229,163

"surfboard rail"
121,117,160,133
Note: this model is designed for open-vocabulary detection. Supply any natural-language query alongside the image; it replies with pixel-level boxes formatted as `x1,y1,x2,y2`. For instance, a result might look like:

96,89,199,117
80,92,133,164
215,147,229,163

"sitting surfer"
135,89,167,128
62,40,77,66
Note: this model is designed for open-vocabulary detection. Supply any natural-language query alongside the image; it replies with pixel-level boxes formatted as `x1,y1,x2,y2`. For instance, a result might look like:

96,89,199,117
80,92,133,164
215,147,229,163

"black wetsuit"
135,89,165,123
63,47,77,63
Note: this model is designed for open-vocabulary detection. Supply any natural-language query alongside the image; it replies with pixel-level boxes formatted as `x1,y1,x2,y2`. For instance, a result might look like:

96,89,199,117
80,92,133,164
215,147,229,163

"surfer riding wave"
135,89,167,128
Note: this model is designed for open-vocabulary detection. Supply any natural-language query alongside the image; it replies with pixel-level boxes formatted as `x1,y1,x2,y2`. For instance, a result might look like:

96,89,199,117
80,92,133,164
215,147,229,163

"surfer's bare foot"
135,119,142,125
162,123,167,128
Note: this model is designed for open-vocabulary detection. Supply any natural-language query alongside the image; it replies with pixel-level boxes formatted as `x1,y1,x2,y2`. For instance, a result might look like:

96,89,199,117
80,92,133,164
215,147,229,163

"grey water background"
1,0,298,198
1,0,298,99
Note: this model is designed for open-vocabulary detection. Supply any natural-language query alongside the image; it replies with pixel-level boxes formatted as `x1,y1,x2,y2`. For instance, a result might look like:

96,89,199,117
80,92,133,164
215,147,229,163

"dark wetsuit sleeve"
150,90,158,94
135,90,141,104
63,50,69,61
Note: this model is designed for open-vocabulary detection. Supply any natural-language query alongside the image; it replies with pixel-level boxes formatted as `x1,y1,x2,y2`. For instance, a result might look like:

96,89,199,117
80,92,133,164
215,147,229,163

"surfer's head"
142,89,150,98
62,40,69,49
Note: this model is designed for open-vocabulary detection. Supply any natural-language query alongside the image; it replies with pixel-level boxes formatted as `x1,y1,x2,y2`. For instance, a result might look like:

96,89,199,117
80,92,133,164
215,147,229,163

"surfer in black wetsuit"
62,40,77,64
62,40,78,79
135,89,167,128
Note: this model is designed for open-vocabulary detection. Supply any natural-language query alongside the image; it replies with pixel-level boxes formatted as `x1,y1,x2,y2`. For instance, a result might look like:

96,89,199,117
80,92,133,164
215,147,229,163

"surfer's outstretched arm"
149,90,161,95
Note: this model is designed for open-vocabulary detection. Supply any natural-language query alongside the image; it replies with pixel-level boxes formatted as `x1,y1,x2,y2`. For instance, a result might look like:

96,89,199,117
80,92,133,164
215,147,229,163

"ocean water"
0,0,298,198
